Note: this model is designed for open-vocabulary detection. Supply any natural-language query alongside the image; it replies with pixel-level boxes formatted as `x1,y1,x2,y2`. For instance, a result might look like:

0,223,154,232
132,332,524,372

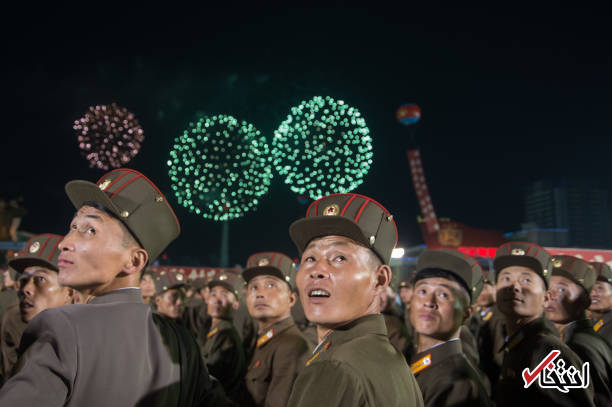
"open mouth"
309,289,330,298
20,301,33,311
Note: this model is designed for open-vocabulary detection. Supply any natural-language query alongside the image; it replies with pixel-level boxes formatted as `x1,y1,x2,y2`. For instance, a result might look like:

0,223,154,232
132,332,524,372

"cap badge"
553,259,563,268
511,248,525,256
99,179,112,191
29,241,41,253
176,274,184,281
258,258,270,266
323,204,340,216
219,274,228,281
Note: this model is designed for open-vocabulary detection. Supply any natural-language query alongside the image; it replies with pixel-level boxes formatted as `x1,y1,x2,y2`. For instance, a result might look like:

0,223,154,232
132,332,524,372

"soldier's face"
207,285,239,319
496,266,546,320
58,206,134,294
246,275,296,323
476,283,495,308
18,266,72,323
410,277,468,340
399,286,413,306
297,235,385,330
155,288,183,319
544,275,588,324
589,281,612,312
140,274,155,297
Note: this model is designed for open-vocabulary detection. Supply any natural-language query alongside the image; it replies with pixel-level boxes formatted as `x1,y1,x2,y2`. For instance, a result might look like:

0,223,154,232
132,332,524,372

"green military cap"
415,249,484,304
9,234,63,273
399,280,413,289
494,241,552,288
208,270,243,298
289,193,398,264
242,252,296,288
551,255,597,294
65,168,180,262
154,271,186,295
191,278,207,291
590,262,612,285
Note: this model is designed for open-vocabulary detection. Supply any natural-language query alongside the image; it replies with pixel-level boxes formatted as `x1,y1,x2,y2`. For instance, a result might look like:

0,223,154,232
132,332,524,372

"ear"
232,298,240,310
462,304,473,323
155,295,162,307
373,264,392,293
123,248,149,276
288,291,297,308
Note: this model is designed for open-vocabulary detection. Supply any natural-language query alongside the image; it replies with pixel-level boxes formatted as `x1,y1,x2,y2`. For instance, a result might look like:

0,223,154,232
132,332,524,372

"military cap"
154,271,186,295
192,278,207,291
550,255,597,294
242,251,296,288
9,234,63,274
415,249,484,303
494,242,552,288
289,193,397,264
590,262,612,285
208,270,243,298
65,168,180,262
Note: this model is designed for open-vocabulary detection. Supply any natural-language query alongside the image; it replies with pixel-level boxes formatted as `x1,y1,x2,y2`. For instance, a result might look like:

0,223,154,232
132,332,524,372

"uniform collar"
500,316,553,353
256,316,295,348
306,314,387,365
88,287,144,305
592,310,612,332
410,338,462,375
560,318,592,342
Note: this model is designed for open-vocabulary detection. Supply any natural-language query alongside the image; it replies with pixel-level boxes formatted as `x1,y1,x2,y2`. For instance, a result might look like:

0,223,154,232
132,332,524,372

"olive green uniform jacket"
383,311,413,360
496,317,595,407
0,303,26,383
203,318,247,403
245,317,311,407
410,339,491,407
561,318,612,407
477,305,506,390
0,288,222,406
591,309,612,347
287,314,424,407
182,297,210,345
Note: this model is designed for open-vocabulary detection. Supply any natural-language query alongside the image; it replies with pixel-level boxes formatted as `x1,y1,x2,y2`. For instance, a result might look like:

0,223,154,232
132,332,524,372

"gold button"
120,210,129,218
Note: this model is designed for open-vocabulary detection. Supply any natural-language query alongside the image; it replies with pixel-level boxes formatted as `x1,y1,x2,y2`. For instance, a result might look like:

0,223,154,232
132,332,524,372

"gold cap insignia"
29,241,41,253
285,276,291,282
511,248,525,256
323,204,340,216
120,210,130,218
553,259,563,268
176,274,184,281
219,274,228,281
258,258,270,266
369,235,376,245
99,179,112,191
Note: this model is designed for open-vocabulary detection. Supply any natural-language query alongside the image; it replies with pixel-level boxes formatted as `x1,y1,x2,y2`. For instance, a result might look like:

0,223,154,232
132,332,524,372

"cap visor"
65,180,121,216
242,266,289,285
8,257,58,274
289,216,369,256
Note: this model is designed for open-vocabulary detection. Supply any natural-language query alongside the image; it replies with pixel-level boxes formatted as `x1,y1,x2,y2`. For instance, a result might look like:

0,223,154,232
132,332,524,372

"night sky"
3,5,612,266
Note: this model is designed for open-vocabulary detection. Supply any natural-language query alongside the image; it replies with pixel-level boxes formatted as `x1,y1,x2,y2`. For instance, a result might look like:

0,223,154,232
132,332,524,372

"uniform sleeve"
204,329,241,386
287,360,364,407
424,377,491,407
0,309,77,406
264,338,310,407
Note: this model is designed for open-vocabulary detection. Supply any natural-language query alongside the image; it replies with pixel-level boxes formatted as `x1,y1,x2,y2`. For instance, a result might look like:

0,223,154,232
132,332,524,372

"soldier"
0,267,18,322
153,272,185,320
1,234,82,381
544,256,612,407
409,249,491,406
203,271,248,404
286,193,424,406
493,242,594,407
242,252,312,407
182,278,210,346
139,269,156,305
589,262,612,346
0,168,225,406
380,284,413,359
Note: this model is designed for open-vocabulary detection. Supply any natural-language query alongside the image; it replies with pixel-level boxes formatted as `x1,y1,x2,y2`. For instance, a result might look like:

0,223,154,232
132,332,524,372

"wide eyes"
69,223,96,235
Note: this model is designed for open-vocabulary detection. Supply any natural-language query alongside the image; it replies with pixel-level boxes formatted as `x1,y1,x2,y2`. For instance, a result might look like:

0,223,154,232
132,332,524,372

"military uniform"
288,315,424,407
549,256,612,407
410,339,491,406
287,193,424,406
0,303,25,383
246,317,311,407
203,270,248,404
410,249,491,406
589,262,612,347
494,242,595,407
477,304,506,390
382,311,413,359
0,168,226,406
